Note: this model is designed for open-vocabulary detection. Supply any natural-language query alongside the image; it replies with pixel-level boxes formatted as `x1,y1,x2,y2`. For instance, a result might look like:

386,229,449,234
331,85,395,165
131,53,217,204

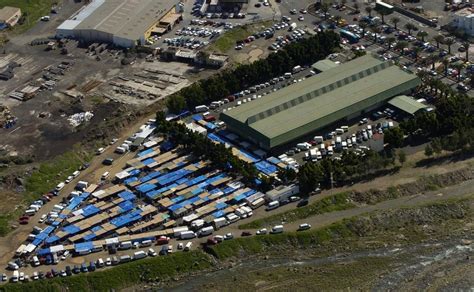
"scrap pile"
68,112,94,127
0,105,17,129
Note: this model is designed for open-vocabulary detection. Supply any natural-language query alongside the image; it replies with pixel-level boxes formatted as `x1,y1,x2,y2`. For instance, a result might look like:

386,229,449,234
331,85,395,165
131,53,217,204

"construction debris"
0,105,17,128
67,111,94,127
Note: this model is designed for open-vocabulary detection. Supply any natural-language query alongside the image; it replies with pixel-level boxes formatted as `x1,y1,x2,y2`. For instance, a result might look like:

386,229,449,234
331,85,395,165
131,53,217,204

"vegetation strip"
0,251,213,292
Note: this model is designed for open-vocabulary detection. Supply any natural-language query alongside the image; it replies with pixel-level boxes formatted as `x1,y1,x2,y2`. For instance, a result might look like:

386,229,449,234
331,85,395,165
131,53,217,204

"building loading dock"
220,54,421,150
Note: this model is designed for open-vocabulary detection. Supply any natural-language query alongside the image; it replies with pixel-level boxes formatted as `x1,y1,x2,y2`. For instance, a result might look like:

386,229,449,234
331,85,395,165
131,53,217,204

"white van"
101,172,110,180
133,251,147,260
184,242,193,251
284,72,292,79
96,147,105,155
12,270,19,282
266,200,280,211
72,170,80,178
341,125,349,132
55,182,65,192
335,128,344,135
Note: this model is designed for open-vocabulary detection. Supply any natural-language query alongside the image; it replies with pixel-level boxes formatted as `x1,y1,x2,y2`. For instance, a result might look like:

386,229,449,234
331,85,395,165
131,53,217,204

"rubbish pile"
0,105,17,129
68,111,94,127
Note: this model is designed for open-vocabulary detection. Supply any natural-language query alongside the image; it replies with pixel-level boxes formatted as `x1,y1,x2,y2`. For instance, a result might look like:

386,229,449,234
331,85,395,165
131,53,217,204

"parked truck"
212,217,227,230
271,225,284,234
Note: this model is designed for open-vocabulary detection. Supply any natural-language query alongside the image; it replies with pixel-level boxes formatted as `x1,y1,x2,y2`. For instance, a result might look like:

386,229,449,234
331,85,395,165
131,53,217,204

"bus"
340,29,360,43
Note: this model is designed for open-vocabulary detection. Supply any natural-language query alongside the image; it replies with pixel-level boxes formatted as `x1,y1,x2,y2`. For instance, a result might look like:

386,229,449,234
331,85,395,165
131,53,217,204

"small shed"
388,95,428,116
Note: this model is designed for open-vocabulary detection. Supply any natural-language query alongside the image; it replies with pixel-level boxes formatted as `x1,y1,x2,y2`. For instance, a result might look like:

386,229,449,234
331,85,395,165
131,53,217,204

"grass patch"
212,198,471,259
239,192,355,229
198,256,395,291
0,0,55,35
0,149,91,236
0,251,213,292
208,21,272,53
24,150,91,200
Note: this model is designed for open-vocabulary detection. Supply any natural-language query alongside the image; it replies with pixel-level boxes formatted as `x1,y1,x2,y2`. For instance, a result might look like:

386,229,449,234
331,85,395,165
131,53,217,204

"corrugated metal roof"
62,0,172,40
220,54,421,149
388,95,427,115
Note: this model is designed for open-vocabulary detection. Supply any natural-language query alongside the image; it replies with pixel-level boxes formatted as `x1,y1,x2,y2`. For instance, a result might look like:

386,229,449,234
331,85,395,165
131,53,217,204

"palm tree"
444,37,454,54
412,46,422,61
462,42,469,60
404,23,416,35
390,17,400,30
377,9,389,24
387,37,396,49
395,41,408,54
442,58,450,76
359,21,368,37
429,54,439,70
452,63,463,82
372,26,381,44
365,6,372,17
433,35,444,49
417,31,428,42
321,3,330,20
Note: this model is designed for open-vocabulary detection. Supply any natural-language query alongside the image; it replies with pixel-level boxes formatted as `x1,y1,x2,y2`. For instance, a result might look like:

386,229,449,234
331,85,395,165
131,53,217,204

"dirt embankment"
349,167,474,205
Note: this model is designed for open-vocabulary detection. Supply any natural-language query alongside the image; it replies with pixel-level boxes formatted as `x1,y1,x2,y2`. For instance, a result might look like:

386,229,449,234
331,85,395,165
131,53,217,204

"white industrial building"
56,0,182,48
452,8,474,36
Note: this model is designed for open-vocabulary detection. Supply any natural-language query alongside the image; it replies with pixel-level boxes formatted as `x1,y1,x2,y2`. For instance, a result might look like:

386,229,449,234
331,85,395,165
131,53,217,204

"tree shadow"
415,151,474,168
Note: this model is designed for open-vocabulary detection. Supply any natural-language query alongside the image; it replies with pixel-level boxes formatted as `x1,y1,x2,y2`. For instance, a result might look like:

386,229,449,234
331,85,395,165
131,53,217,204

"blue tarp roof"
110,209,142,228
254,160,278,175
118,191,136,201
118,200,135,213
139,171,161,183
45,235,60,244
65,193,90,211
138,148,154,157
192,114,203,121
160,141,174,152
124,177,139,185
136,183,156,193
142,158,155,165
63,225,81,235
82,205,101,217
74,241,94,253
208,133,227,144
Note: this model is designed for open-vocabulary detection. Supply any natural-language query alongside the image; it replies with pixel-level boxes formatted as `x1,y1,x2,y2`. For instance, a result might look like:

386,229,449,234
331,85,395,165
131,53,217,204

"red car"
156,236,169,245
19,216,29,221
227,95,235,102
19,219,29,225
203,115,216,122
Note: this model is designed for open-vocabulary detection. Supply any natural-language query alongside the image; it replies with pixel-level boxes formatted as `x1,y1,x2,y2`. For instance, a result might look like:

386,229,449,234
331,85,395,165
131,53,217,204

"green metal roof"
220,54,421,149
311,59,338,72
388,95,427,115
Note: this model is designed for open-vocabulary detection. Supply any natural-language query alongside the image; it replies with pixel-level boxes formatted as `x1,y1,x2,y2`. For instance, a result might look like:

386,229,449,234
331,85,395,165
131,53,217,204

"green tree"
398,150,406,165
359,21,368,37
384,127,404,148
321,3,330,19
298,163,324,195
433,35,444,49
431,138,443,155
404,23,416,35
390,16,400,29
462,42,470,61
166,94,186,114
417,30,428,42
444,37,454,54
365,6,372,17
424,144,434,157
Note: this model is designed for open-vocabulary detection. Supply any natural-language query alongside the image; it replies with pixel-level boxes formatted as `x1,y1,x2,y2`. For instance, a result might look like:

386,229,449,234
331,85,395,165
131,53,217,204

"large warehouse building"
220,54,421,150
56,0,181,48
